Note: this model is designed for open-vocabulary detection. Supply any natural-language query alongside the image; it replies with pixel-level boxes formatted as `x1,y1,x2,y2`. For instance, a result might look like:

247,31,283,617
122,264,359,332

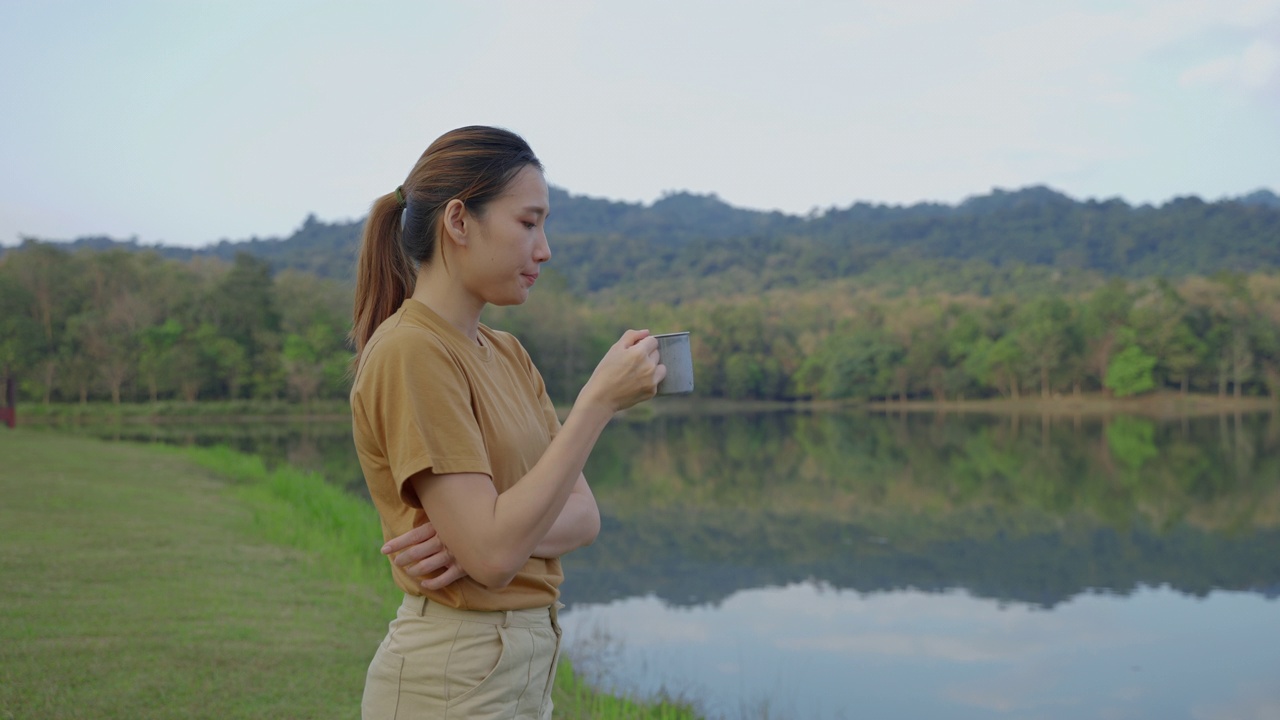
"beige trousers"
362,594,563,720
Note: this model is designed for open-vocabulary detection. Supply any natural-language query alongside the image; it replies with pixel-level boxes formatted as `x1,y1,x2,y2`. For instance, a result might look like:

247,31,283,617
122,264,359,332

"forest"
2,185,1278,406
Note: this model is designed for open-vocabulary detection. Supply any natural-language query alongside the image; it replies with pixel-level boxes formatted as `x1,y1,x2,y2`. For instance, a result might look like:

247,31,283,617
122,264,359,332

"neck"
410,264,484,343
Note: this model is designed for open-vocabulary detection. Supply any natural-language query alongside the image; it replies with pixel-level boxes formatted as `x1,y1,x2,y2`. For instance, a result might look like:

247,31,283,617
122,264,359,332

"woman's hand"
579,329,667,413
380,521,470,591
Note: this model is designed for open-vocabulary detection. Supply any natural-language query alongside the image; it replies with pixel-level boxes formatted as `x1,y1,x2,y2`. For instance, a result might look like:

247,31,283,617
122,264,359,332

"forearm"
414,400,612,587
488,403,609,554
533,480,600,558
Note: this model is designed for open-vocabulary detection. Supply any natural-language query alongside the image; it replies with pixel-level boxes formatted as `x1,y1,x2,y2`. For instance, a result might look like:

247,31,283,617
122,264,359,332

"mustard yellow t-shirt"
350,299,563,610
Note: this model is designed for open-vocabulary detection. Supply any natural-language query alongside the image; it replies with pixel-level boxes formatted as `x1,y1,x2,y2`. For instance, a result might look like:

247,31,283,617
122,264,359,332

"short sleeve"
354,328,492,508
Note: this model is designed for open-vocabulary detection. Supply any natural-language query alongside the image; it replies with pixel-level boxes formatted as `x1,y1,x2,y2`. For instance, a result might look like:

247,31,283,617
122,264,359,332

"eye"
522,221,537,229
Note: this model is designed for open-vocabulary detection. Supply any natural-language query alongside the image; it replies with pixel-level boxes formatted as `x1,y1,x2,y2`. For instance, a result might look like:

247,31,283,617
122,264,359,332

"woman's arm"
533,473,599,558
383,473,599,589
411,330,660,589
408,404,605,589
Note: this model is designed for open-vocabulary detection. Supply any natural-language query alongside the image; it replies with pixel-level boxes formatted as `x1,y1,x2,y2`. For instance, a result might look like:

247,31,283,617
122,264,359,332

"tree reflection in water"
564,410,1280,608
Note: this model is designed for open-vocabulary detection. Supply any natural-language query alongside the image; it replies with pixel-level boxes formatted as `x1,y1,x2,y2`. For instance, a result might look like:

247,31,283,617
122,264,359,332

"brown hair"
350,126,543,362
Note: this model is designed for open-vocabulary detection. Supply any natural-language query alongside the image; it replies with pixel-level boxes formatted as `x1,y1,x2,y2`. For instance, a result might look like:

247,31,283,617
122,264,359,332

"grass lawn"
0,429,702,720
0,428,389,720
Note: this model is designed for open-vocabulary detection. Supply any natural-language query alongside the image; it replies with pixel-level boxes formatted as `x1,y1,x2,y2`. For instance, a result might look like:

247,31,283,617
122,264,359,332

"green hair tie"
394,186,406,208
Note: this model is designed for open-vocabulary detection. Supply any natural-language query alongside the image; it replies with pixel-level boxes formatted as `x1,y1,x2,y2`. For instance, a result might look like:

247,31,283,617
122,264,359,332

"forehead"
494,165,549,212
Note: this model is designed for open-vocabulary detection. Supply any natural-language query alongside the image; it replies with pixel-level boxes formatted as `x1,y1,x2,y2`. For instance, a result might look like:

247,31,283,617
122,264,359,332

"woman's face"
462,165,552,307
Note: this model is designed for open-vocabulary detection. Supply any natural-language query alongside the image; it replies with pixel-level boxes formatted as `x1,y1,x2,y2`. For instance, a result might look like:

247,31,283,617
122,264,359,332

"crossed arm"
379,329,660,592
380,472,600,591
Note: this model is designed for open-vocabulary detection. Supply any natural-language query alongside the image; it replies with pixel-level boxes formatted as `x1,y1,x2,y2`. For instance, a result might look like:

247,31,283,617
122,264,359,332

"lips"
522,273,539,286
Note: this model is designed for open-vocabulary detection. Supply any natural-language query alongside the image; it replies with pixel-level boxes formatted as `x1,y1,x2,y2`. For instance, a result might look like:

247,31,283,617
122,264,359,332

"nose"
534,229,551,263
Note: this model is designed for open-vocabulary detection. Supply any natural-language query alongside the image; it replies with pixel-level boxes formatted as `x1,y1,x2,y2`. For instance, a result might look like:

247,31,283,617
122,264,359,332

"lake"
64,408,1280,719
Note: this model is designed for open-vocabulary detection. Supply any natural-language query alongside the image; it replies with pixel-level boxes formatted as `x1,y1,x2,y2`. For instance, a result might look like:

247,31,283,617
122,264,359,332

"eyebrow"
522,206,549,218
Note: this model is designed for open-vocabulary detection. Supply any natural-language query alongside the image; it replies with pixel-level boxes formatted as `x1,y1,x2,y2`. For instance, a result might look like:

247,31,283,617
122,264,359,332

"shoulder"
483,326,521,351
356,322,457,388
483,327,536,366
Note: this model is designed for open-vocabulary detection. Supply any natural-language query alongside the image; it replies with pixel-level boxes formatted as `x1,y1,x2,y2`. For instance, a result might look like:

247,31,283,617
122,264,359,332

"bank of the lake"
0,429,699,720
14,399,353,424
864,390,1277,419
12,390,1276,427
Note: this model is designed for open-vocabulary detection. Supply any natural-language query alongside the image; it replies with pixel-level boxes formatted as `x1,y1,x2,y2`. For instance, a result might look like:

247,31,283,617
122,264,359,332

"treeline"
11,186,1280,300
0,244,351,405
2,240,1278,405
548,186,1280,299
492,269,1280,402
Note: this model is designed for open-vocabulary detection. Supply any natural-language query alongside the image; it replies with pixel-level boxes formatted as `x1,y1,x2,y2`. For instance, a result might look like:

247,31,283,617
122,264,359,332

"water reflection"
562,582,1280,720
562,410,1280,607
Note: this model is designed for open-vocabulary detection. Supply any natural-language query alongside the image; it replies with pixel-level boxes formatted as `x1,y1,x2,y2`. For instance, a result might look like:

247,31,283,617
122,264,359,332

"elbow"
473,571,517,591
582,509,601,547
468,552,525,590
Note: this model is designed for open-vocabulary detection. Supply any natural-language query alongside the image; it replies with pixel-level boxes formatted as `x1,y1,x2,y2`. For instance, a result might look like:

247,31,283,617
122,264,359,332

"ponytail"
350,191,415,365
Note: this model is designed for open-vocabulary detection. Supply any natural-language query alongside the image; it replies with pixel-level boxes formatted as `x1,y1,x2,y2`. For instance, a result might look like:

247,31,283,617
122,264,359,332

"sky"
1,0,1278,248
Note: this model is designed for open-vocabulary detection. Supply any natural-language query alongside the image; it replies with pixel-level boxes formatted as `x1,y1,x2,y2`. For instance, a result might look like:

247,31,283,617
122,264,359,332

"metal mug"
654,332,694,395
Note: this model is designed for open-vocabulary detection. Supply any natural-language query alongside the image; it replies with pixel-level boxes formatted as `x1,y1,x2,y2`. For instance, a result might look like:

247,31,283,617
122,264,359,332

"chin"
491,291,530,307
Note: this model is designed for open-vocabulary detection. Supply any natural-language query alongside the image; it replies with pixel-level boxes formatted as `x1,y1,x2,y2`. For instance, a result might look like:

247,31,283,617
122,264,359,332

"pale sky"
2,0,1278,248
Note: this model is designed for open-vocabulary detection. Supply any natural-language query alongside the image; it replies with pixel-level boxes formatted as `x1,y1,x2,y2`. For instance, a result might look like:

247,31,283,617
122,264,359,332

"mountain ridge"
8,184,1279,294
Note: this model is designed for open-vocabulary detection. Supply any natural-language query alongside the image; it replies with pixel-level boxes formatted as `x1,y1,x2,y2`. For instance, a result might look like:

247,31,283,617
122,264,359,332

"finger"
634,335,659,355
394,536,444,567
404,549,452,577
421,563,469,591
619,328,651,347
653,363,668,387
381,522,437,555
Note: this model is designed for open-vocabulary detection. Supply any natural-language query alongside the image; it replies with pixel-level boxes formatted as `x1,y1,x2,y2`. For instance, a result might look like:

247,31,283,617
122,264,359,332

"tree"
1081,278,1132,394
1105,345,1157,398
139,319,184,402
1162,321,1207,395
1013,296,1073,397
282,322,347,403
794,326,901,400
0,266,42,398
2,242,80,402
191,323,248,400
213,253,281,398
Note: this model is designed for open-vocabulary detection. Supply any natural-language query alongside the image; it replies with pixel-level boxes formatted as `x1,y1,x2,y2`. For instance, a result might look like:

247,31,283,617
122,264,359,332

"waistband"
401,593,562,629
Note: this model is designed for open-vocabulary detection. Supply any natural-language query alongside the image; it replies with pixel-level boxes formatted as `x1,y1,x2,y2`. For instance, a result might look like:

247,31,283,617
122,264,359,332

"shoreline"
8,391,1274,427
620,391,1276,420
861,391,1276,419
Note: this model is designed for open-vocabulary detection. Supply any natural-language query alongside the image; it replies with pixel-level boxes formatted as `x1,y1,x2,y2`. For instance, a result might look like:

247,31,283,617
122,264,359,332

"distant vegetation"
2,186,1278,406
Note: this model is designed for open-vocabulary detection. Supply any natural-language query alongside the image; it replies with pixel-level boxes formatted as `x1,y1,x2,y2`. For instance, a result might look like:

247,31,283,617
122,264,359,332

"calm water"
64,409,1280,719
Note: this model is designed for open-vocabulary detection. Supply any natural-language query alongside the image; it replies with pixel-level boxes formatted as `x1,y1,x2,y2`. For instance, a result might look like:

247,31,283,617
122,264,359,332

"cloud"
777,632,1012,662
1181,40,1280,89
1191,681,1280,720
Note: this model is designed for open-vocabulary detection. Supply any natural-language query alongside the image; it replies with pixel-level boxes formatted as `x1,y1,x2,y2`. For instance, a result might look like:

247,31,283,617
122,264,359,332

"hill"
9,185,1280,297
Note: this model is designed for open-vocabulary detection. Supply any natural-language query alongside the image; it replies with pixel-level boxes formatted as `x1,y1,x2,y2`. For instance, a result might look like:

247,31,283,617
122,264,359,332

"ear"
441,199,470,248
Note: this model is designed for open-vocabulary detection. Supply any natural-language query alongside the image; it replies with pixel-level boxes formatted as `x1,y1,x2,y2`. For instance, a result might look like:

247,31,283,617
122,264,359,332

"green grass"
0,429,386,719
0,429,702,719
180,446,395,616
554,658,700,719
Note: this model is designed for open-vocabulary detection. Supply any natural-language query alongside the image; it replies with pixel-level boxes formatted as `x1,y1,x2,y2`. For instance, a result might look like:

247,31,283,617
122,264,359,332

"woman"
349,125,664,719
